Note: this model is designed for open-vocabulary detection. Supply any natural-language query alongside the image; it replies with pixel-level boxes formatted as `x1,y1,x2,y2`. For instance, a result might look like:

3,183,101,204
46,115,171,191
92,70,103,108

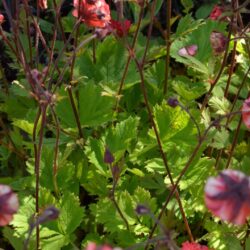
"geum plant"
0,0,250,249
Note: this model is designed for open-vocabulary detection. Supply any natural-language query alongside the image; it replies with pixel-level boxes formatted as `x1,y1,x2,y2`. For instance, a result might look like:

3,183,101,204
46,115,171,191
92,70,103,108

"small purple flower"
178,44,198,57
104,147,115,164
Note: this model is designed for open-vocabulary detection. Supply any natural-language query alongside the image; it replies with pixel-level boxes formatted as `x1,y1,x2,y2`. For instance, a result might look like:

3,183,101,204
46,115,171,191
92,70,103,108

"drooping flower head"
205,170,250,225
0,184,19,226
73,0,111,28
210,31,227,55
242,97,250,129
181,241,209,250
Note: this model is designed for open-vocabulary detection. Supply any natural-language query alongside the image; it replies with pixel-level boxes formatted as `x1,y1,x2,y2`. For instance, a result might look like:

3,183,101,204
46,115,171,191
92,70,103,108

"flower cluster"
205,170,250,225
242,97,250,129
0,184,19,226
73,0,111,28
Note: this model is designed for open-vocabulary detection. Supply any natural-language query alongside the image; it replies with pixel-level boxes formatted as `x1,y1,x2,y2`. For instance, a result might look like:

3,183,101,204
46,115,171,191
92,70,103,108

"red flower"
242,97,250,129
0,14,4,24
205,170,250,225
0,184,19,226
39,0,48,9
209,5,223,20
181,241,209,250
210,31,227,55
110,19,131,37
73,0,111,28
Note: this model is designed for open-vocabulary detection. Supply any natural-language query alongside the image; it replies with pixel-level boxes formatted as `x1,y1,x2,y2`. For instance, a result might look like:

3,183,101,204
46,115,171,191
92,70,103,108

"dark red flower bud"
209,5,223,20
110,19,131,38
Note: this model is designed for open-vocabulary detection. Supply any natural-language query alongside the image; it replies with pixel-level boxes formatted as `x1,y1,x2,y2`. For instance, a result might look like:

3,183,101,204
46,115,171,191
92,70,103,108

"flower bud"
0,184,19,226
30,206,59,229
104,147,114,164
209,5,223,20
135,204,150,215
167,97,179,108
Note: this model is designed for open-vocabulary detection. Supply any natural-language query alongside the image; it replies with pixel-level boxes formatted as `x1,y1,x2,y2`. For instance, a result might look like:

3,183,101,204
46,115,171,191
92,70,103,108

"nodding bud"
104,147,115,164
167,97,179,108
30,206,59,229
135,204,150,215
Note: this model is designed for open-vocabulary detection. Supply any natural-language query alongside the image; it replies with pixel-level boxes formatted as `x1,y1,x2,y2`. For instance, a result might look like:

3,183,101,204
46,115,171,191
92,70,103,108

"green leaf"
149,102,190,141
55,88,77,128
79,82,115,126
90,198,126,233
85,137,108,176
209,128,230,149
105,116,139,158
209,96,231,115
58,192,85,235
181,0,194,13
175,14,203,38
75,37,139,85
3,227,23,250
172,76,207,101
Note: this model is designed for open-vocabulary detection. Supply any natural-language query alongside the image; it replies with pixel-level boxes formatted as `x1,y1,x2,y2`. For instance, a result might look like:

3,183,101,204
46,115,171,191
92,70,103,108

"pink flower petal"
178,45,198,57
205,170,250,225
